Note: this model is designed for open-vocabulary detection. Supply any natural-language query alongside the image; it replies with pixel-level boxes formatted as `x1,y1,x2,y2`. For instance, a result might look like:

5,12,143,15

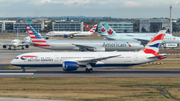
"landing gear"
21,67,25,72
22,46,24,50
85,64,93,73
8,47,11,50
85,68,93,73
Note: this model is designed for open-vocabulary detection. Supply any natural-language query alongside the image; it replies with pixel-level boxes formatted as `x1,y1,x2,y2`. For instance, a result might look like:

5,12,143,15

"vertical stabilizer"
141,30,166,56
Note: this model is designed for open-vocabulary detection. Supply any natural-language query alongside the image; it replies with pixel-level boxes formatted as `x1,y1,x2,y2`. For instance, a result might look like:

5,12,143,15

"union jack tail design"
26,25,50,47
142,30,166,56
89,24,97,33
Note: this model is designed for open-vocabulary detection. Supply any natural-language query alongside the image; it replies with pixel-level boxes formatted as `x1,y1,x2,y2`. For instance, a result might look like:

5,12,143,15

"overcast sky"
0,0,179,18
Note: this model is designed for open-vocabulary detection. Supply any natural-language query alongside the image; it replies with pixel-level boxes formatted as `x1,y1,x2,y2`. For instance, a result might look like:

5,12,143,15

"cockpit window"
14,57,19,59
12,41,17,43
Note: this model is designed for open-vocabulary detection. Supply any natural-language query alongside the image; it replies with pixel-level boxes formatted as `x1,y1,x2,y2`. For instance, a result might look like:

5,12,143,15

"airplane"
0,31,30,50
98,23,180,45
25,25,143,51
46,24,97,38
10,30,166,73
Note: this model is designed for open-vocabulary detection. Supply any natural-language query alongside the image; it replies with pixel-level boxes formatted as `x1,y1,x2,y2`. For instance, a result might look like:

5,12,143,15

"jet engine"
3,45,6,49
25,45,29,48
62,61,78,71
94,47,105,52
46,36,49,40
63,34,69,38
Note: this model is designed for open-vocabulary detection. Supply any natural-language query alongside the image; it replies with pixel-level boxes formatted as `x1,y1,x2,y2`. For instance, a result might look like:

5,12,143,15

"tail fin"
141,30,166,56
103,23,117,37
98,23,108,36
89,24,97,33
26,25,50,47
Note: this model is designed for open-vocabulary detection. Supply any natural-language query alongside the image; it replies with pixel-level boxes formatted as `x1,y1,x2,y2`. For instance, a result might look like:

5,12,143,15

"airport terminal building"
0,20,44,33
52,20,84,31
99,22,133,33
139,19,170,32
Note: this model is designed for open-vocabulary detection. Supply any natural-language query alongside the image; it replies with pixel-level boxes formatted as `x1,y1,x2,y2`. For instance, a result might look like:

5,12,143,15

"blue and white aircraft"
11,30,166,73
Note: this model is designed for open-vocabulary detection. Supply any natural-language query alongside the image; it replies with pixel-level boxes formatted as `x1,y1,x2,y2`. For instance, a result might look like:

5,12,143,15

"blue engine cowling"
63,34,69,38
63,61,78,71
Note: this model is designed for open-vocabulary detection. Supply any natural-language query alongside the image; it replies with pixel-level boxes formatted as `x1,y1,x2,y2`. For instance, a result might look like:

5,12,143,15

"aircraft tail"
141,30,166,56
98,23,108,36
89,24,97,33
26,25,50,47
103,23,117,37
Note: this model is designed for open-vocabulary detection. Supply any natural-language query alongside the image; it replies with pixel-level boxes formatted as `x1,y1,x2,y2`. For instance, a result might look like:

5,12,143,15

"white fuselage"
11,39,21,47
46,31,93,37
11,52,159,67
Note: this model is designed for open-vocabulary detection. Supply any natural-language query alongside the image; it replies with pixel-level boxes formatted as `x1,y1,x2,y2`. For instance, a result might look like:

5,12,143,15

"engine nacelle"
94,47,105,52
63,61,78,71
3,45,6,49
25,45,29,48
63,34,69,38
46,36,49,40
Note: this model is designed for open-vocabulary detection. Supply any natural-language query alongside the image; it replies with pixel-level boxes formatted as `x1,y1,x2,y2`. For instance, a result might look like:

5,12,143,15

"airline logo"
143,33,165,56
126,42,131,47
101,28,105,32
26,25,50,47
89,25,97,33
107,29,113,35
21,55,37,60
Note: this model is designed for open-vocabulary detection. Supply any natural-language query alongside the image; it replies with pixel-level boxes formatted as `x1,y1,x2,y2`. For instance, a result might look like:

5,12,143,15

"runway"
1,67,180,77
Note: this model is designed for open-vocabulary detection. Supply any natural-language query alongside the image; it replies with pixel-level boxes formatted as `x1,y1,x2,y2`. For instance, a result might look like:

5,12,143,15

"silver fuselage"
33,40,144,51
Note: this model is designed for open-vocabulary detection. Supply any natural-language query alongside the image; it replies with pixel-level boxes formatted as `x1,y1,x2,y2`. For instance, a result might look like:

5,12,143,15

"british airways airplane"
26,25,143,51
99,23,180,45
10,30,166,73
46,25,97,38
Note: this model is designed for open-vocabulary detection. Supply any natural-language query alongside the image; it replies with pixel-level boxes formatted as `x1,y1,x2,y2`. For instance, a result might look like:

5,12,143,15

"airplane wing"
18,44,29,46
73,43,95,49
0,39,13,41
104,37,116,40
0,43,12,46
133,38,150,46
77,55,121,65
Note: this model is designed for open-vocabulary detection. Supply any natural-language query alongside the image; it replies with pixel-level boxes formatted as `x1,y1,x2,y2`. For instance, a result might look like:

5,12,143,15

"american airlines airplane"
46,24,97,38
26,25,143,51
98,23,180,45
0,32,30,50
10,30,166,73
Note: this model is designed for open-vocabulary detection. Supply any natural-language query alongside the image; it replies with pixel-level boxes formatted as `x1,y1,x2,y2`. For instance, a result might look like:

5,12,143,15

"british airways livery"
26,25,143,51
11,30,166,73
46,25,97,38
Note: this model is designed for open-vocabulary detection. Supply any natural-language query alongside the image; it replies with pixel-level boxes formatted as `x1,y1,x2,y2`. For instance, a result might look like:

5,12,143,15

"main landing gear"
85,64,93,73
21,67,25,72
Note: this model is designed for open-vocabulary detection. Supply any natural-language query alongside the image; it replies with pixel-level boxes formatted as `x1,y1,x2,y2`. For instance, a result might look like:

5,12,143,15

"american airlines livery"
46,24,97,38
26,25,143,51
11,30,166,73
98,23,180,45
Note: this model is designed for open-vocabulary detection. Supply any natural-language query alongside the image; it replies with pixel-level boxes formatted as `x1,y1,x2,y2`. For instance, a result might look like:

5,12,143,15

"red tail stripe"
27,29,32,31
31,36,37,39
143,48,159,56
32,40,47,43
149,34,165,43
29,33,34,35
34,44,50,47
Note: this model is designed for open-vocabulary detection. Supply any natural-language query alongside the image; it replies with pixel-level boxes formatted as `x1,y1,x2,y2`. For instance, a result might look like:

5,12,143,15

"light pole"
170,5,172,34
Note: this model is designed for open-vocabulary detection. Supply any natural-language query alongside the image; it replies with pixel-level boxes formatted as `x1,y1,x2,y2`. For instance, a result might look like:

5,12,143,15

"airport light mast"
170,5,172,34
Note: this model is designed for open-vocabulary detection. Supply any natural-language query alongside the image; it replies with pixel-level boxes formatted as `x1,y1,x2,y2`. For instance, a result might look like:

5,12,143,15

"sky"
0,0,180,18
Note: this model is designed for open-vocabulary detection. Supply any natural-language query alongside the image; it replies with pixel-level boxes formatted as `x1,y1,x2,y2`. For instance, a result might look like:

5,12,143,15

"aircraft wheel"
22,48,24,50
89,68,93,73
8,48,11,50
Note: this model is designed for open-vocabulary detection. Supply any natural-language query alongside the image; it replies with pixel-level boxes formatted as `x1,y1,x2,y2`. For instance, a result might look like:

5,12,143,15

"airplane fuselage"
11,52,159,67
32,40,143,51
